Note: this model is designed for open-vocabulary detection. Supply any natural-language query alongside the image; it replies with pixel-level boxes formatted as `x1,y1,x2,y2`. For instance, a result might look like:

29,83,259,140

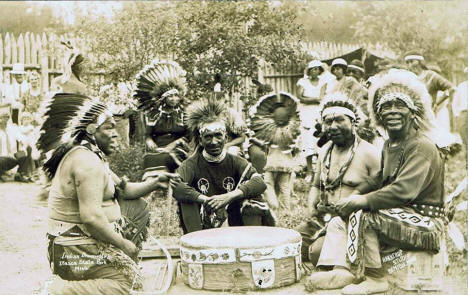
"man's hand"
120,239,139,261
146,138,157,151
335,195,368,217
205,193,234,211
149,172,181,190
155,147,170,154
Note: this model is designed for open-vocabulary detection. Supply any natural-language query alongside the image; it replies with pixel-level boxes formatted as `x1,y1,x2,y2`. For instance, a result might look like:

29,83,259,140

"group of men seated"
37,49,461,295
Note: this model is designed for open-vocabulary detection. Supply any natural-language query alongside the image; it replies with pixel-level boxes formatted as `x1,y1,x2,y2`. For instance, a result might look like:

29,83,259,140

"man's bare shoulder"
65,147,106,176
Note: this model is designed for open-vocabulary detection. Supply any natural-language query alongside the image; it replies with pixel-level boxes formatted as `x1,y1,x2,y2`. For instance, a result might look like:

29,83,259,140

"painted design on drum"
295,255,302,281
251,260,275,288
238,242,301,262
222,177,235,192
188,263,203,289
197,178,209,194
180,247,236,264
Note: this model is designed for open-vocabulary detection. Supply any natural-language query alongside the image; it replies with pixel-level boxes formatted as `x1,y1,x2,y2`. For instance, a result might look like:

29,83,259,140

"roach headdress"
186,99,228,146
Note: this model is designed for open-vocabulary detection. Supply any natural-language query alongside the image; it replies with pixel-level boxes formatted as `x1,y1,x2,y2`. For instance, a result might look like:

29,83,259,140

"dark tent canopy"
322,47,396,78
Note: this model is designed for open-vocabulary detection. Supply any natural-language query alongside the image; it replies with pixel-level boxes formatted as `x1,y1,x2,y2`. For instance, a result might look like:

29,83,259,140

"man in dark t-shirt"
173,100,270,233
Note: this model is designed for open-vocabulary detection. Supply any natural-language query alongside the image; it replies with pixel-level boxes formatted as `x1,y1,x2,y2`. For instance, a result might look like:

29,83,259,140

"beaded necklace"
320,135,359,204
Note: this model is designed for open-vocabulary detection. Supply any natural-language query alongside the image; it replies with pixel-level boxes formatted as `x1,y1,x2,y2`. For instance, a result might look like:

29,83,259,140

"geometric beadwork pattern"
347,210,362,263
381,208,434,228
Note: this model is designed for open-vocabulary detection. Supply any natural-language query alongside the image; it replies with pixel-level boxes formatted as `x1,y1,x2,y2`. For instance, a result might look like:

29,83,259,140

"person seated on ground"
295,93,380,267
306,70,446,295
172,99,274,234
0,102,33,182
50,41,89,96
134,59,190,178
16,112,41,181
248,92,302,213
38,93,179,295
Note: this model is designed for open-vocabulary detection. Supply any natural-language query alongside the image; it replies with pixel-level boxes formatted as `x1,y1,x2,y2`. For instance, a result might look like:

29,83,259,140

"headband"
348,64,365,73
161,88,179,99
376,92,417,113
199,121,226,135
405,55,424,62
322,106,356,121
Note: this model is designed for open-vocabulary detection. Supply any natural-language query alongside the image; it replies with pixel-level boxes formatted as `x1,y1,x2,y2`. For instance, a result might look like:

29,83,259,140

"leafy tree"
0,2,62,35
73,1,306,102
349,1,467,78
74,2,176,84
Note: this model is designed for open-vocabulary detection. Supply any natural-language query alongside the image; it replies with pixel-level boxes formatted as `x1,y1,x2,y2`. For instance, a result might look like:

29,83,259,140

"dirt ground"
0,182,50,295
0,182,466,295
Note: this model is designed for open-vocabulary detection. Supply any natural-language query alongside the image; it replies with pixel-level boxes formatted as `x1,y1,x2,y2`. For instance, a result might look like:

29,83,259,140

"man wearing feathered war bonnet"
172,99,274,233
296,93,380,282
134,59,190,179
39,94,179,295
306,70,446,294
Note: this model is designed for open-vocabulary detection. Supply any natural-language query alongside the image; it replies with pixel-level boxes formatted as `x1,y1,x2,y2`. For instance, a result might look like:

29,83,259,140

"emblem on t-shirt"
197,178,209,194
222,177,235,192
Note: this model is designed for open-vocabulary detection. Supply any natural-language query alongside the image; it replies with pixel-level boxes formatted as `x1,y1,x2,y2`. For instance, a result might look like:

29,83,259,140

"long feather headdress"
134,59,187,119
367,69,461,149
37,93,112,154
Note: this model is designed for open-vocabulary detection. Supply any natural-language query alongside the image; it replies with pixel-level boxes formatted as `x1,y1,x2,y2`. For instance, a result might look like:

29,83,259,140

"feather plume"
249,92,301,148
448,221,466,251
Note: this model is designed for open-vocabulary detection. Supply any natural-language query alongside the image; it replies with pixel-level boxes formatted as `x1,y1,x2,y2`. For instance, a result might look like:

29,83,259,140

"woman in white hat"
296,60,328,181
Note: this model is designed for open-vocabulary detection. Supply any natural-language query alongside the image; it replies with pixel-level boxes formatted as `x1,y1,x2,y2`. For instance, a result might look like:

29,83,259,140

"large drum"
180,226,302,291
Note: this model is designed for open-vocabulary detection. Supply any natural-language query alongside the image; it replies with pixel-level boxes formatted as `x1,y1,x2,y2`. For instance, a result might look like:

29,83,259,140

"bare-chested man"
295,93,380,270
38,93,178,295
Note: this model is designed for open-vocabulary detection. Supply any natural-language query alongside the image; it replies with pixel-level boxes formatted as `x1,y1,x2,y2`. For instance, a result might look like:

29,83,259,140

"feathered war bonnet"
368,69,432,131
367,68,460,148
249,92,301,151
134,59,187,120
37,93,113,177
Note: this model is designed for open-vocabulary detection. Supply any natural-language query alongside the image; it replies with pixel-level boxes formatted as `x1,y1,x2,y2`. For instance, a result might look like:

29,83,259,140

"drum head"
181,226,301,249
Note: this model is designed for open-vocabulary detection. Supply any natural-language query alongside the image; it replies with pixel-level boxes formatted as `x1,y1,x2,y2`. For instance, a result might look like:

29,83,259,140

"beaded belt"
411,203,445,218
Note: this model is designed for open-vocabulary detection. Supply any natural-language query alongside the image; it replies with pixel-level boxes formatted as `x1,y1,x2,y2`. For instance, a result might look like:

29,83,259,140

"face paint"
199,121,227,156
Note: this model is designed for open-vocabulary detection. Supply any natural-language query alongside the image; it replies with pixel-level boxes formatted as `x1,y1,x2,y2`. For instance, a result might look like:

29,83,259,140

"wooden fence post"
39,33,49,92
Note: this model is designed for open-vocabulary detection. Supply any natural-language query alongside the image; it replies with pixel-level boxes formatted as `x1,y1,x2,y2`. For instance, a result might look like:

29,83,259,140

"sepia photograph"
0,1,467,294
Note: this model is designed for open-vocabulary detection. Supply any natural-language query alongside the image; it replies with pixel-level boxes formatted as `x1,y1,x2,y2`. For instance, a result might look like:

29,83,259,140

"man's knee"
327,216,346,232
120,198,149,222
